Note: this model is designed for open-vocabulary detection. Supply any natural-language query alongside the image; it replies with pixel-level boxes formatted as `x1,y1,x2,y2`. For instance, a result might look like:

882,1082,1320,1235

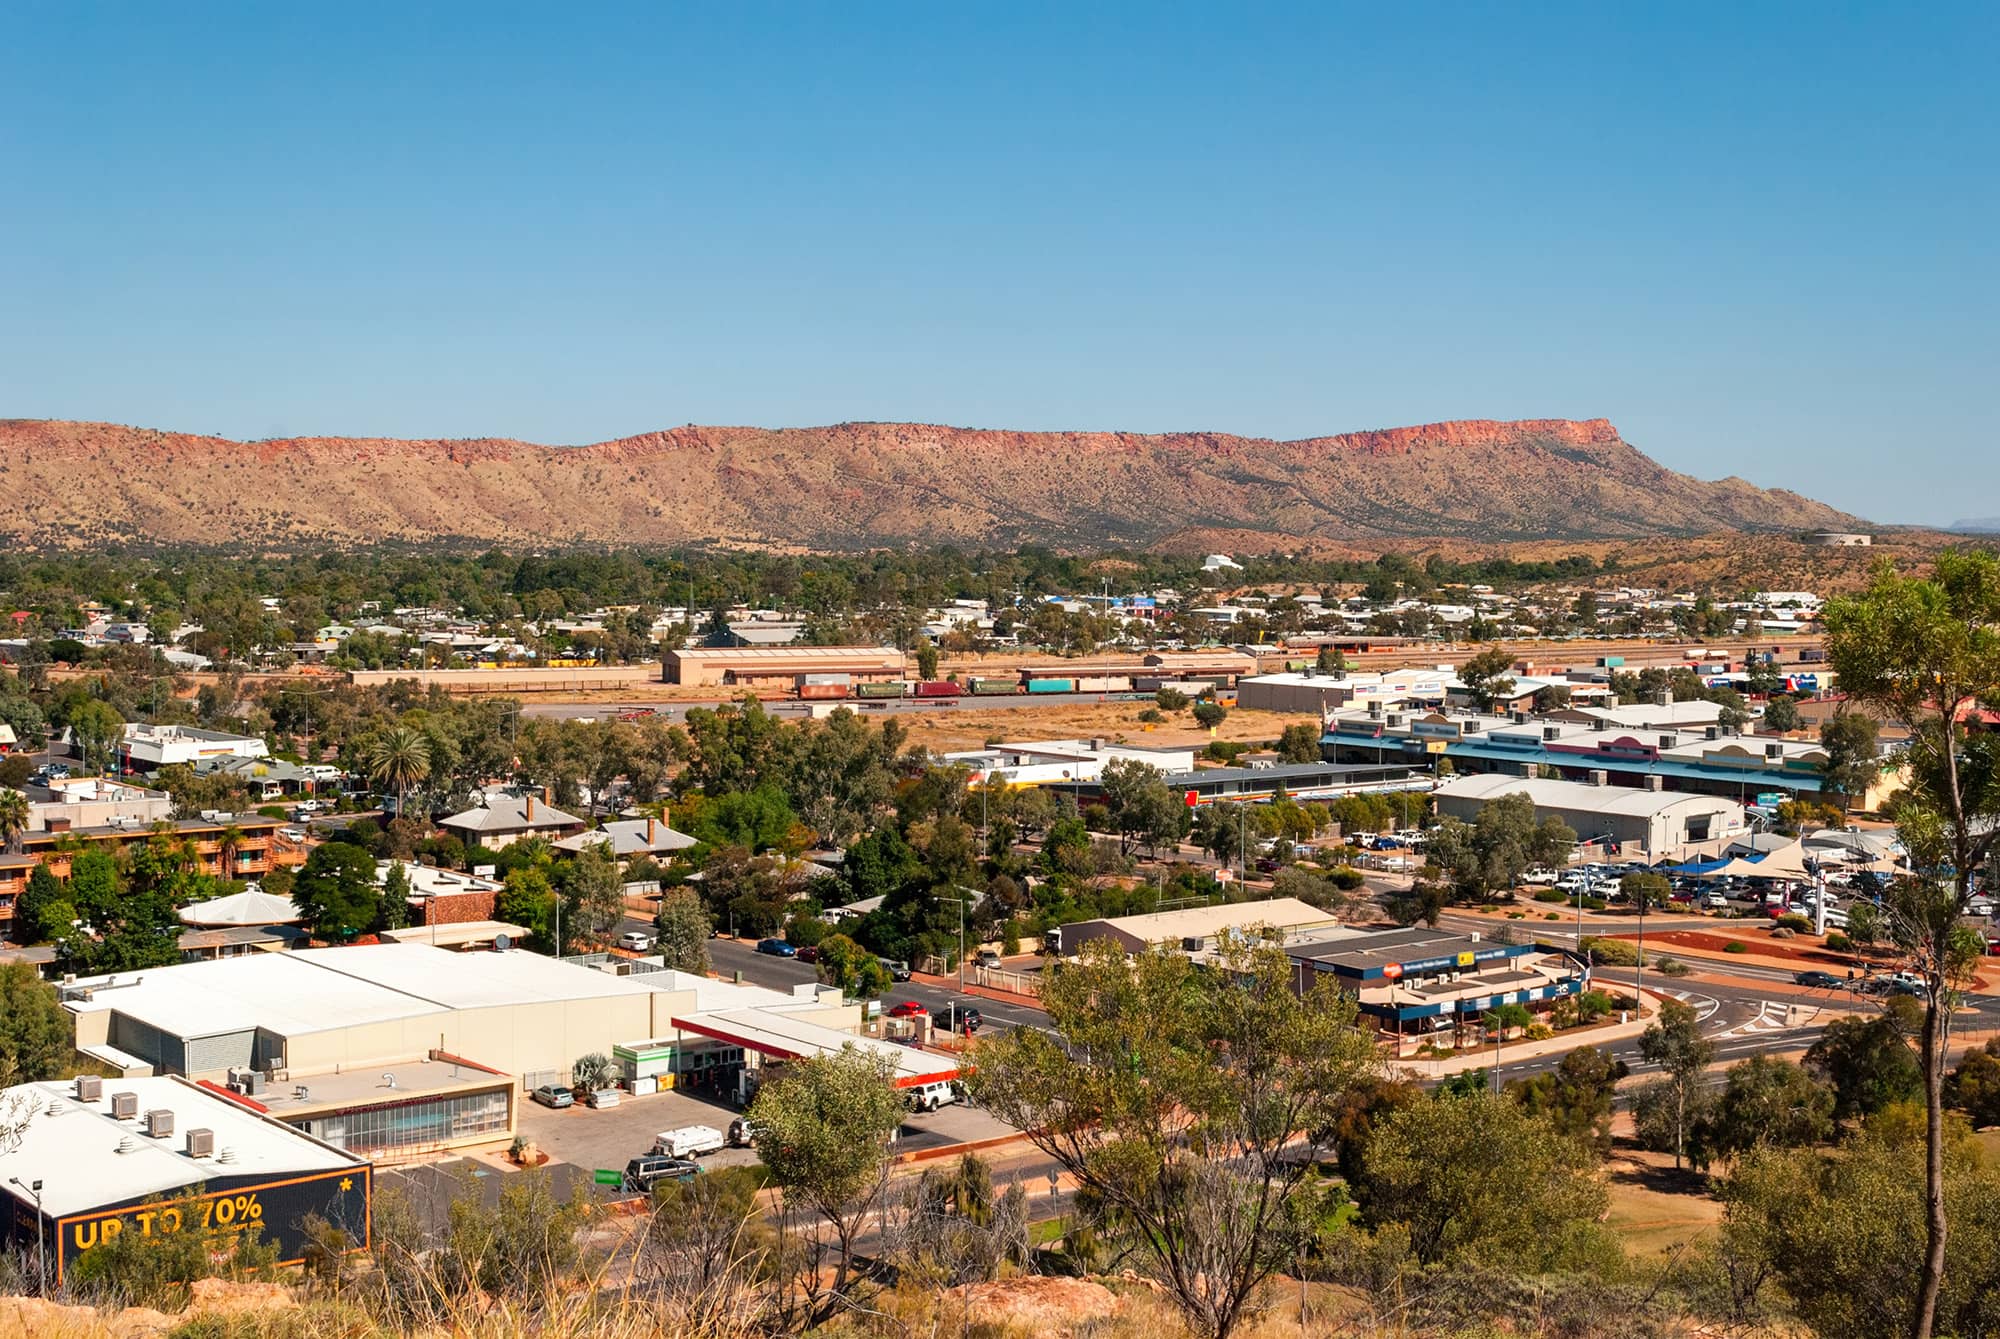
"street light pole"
9,1177,44,1292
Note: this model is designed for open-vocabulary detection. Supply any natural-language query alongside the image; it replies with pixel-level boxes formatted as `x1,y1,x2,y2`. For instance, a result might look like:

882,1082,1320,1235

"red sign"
1382,962,1403,981
1184,790,1200,808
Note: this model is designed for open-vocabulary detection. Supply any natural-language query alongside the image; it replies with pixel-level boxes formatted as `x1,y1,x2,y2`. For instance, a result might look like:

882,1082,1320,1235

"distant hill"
0,417,1861,552
1951,518,2000,534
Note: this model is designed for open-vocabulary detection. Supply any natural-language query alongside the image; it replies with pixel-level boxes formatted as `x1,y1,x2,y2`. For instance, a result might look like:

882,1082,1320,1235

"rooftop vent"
75,1075,102,1102
144,1109,175,1139
109,1091,139,1120
186,1128,215,1159
1542,726,1562,741
115,1136,140,1155
216,1147,238,1165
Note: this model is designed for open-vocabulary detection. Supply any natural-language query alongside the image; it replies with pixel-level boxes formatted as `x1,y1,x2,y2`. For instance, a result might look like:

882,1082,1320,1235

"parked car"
279,826,307,842
1795,970,1843,989
653,1124,728,1158
932,1004,984,1033
879,957,912,982
1521,867,1559,886
887,1000,928,1018
974,949,1003,969
726,1117,764,1148
530,1084,575,1109
1701,892,1730,910
905,1080,957,1113
292,798,323,814
617,930,656,952
623,1155,700,1192
794,945,820,964
585,1087,621,1109
756,938,797,957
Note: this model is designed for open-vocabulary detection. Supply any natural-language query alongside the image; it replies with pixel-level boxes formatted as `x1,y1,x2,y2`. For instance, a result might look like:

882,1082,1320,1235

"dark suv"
623,1155,700,1192
932,1004,984,1033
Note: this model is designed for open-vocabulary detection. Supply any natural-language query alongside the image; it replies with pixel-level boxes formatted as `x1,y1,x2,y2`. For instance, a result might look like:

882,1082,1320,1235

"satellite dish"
493,933,511,952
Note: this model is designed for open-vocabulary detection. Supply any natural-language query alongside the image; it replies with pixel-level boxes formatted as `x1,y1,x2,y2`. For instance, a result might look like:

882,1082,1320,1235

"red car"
887,1000,927,1018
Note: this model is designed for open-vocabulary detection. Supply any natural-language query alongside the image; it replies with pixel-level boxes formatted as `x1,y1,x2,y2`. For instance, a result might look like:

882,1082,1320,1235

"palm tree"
0,788,28,855
366,726,433,823
217,823,245,880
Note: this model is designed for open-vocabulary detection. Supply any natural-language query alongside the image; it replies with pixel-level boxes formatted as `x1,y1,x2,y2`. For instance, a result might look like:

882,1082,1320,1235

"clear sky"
2,4,1992,525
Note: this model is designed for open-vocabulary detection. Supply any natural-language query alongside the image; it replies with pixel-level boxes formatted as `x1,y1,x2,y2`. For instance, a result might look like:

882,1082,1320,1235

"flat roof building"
1054,897,1340,957
1433,773,1747,859
663,646,906,687
0,1075,370,1286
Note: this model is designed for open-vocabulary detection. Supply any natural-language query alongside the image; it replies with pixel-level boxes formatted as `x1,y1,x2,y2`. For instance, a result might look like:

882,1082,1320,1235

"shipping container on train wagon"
1025,678,1075,694
912,680,964,699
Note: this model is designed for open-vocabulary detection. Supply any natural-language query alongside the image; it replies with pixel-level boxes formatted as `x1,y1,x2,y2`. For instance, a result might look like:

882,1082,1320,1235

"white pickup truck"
652,1124,727,1159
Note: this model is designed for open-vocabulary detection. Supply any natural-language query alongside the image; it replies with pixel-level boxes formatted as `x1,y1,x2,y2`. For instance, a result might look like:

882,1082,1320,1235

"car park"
617,930,656,952
530,1084,575,1109
623,1155,700,1192
756,938,797,957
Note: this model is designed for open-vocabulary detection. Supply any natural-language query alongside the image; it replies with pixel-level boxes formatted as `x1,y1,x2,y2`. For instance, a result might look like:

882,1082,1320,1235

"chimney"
525,795,535,820
647,816,657,843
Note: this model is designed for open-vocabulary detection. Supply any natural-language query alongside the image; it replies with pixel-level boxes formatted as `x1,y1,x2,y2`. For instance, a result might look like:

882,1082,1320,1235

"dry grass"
892,702,1315,754
1600,1148,1723,1260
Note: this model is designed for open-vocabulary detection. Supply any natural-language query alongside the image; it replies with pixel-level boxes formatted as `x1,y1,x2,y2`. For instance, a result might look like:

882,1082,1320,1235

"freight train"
788,671,1230,700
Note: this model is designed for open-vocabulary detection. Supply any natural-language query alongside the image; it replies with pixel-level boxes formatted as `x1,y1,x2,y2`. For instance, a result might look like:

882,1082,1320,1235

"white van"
904,1081,957,1114
652,1124,727,1158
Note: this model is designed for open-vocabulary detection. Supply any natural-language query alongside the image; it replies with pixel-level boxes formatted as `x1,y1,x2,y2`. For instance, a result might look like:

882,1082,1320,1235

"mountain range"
0,417,1860,552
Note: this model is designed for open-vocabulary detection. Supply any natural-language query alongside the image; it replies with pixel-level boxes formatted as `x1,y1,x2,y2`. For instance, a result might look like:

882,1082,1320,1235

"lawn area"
1602,1146,1722,1258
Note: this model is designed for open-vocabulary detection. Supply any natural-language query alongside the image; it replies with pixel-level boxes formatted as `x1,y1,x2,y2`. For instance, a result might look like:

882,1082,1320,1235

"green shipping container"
970,679,1017,695
856,681,907,698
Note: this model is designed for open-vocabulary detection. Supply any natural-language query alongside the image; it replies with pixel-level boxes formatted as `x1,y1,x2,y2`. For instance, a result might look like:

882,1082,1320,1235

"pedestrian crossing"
1658,988,1720,1024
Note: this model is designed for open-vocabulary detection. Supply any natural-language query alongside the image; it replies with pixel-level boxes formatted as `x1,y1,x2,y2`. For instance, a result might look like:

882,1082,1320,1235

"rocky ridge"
0,417,1859,551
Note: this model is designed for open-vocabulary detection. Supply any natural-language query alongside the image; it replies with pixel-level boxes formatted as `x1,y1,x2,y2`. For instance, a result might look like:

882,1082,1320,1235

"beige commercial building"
663,645,907,687
62,943,863,1089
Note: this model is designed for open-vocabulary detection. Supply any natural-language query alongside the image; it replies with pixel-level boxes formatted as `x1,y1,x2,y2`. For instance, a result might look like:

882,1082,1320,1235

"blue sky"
2,4,1992,525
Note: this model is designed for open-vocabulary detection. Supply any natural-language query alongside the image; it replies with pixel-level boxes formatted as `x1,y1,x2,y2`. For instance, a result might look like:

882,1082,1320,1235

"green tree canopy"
971,938,1380,1339
291,841,383,942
